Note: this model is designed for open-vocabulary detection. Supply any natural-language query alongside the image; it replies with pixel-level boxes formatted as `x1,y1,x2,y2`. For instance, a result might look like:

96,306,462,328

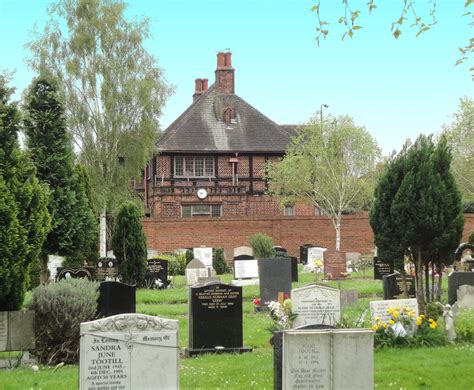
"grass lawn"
1,269,471,389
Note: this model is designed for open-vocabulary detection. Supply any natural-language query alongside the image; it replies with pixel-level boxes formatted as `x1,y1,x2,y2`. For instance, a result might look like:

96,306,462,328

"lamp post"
320,104,328,129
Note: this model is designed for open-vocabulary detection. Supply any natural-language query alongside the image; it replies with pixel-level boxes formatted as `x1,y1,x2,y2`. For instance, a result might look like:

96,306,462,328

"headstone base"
185,346,252,357
231,278,259,286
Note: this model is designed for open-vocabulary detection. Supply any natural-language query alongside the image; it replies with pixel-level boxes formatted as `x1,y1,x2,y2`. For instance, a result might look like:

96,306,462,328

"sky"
0,0,472,155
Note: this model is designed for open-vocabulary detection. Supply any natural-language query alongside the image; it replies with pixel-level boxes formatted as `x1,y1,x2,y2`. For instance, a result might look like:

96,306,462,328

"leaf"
393,29,402,39
353,25,362,30
464,0,473,7
311,5,319,12
416,26,430,37
348,30,353,38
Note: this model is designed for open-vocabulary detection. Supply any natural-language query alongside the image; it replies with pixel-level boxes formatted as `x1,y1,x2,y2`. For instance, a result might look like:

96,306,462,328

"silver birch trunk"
100,208,107,257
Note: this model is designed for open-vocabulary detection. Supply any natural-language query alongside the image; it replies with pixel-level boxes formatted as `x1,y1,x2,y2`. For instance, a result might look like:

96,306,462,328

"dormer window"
223,107,235,125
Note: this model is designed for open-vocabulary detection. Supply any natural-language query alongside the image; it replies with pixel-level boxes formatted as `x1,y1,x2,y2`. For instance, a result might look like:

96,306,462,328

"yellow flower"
387,307,394,314
428,318,434,323
389,319,395,325
404,306,409,312
408,312,415,318
383,323,388,329
420,314,425,319
429,322,437,329
393,311,399,318
416,317,423,326
372,324,379,331
374,316,380,321
396,306,401,311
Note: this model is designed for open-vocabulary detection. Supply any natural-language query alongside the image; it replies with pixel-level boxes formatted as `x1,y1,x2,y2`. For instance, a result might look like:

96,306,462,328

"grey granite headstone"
185,258,210,286
257,258,292,310
292,284,341,327
369,298,418,324
233,246,253,258
341,289,359,308
0,310,35,352
79,314,179,390
456,285,474,309
448,271,474,305
282,329,373,390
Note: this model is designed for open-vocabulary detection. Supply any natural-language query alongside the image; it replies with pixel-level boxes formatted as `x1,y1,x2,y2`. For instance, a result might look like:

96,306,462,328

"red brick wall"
142,213,474,261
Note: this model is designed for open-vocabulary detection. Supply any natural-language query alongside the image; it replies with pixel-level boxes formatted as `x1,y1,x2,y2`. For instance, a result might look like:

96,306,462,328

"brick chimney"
193,78,209,102
215,51,234,94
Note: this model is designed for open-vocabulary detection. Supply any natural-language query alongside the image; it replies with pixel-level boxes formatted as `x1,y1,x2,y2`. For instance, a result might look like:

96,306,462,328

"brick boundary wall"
142,214,474,261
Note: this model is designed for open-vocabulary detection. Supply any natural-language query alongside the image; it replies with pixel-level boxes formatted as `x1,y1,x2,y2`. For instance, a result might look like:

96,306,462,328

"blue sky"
0,0,472,155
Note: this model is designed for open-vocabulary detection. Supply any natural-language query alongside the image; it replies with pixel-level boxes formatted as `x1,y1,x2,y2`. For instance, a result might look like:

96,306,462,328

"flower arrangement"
268,299,297,331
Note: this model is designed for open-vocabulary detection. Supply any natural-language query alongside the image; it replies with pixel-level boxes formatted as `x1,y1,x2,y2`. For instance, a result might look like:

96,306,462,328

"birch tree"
27,0,171,255
267,115,380,250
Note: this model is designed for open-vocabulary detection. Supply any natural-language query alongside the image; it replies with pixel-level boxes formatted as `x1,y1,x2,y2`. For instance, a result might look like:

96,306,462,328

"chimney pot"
217,52,226,68
202,78,209,92
215,50,235,94
224,52,232,68
194,78,202,93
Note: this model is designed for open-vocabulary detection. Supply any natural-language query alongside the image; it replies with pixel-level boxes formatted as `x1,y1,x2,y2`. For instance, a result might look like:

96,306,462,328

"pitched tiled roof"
157,85,292,153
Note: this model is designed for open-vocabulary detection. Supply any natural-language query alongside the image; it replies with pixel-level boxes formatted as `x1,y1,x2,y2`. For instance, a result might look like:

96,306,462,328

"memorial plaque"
292,284,341,327
97,281,136,318
383,273,416,299
146,258,168,288
448,271,474,305
193,247,213,268
79,314,179,390
96,258,118,281
234,259,259,279
185,259,210,286
324,250,347,279
282,329,373,390
56,267,95,281
369,298,418,324
186,283,251,356
373,256,394,280
258,258,292,309
0,310,35,352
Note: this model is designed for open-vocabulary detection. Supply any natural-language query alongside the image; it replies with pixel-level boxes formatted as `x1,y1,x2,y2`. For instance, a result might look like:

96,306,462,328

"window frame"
174,156,215,178
181,204,222,218
283,205,295,217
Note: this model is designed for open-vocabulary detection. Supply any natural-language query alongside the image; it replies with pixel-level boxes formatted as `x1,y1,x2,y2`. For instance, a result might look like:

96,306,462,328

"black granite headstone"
258,258,292,310
56,267,95,281
382,273,416,300
289,257,298,282
274,246,288,258
273,324,335,390
374,256,394,280
299,244,314,265
185,282,252,356
234,254,254,261
448,271,474,305
97,281,136,317
95,257,118,281
146,258,168,289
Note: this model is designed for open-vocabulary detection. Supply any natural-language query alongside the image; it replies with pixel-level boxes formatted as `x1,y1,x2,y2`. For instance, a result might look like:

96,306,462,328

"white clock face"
197,188,208,199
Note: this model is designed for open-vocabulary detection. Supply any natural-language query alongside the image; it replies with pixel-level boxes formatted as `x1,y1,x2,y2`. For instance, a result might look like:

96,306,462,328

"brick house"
139,51,315,220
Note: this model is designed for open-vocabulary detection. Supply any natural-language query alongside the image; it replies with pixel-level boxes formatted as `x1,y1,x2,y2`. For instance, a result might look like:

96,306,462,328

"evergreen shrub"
29,278,99,364
250,233,276,258
213,248,228,274
168,253,187,276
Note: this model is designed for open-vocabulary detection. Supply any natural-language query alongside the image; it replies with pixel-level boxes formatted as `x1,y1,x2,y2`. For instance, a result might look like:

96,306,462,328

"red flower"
253,298,261,305
284,293,290,300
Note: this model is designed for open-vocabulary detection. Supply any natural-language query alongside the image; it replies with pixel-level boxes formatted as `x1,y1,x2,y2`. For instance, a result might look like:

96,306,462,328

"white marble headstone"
80,314,179,390
369,298,418,324
292,284,341,327
304,247,326,273
282,329,373,390
47,255,64,281
234,259,259,279
185,259,210,286
193,247,213,268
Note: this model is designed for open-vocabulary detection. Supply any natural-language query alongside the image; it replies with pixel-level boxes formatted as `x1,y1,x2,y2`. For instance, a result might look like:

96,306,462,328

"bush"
250,233,276,258
424,302,443,321
463,201,474,214
455,308,474,343
168,253,187,276
213,248,228,275
29,278,99,364
27,257,42,290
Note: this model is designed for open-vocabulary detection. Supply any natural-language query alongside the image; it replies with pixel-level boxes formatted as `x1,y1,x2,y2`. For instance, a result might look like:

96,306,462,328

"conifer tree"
111,202,147,286
24,78,97,272
0,77,50,310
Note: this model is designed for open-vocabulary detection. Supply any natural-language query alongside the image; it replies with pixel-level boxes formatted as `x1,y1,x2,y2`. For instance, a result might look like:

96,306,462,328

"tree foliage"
111,201,147,286
0,77,50,310
24,78,97,263
250,233,276,259
267,115,380,250
443,98,474,203
370,135,464,308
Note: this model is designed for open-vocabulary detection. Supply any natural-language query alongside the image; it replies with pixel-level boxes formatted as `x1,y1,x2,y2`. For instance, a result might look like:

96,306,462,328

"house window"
181,204,221,218
284,205,295,216
315,206,322,216
174,156,215,177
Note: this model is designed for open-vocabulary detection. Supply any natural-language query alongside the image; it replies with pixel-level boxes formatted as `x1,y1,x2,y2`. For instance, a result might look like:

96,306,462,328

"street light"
320,103,328,129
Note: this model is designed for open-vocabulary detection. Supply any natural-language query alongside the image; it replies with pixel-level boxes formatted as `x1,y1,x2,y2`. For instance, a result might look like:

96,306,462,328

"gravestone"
369,298,418,324
257,258,292,310
147,248,158,259
56,267,95,281
0,310,35,352
346,252,361,272
193,247,213,269
185,258,210,286
300,244,315,265
373,256,394,280
324,250,347,279
97,281,136,318
274,246,288,257
341,289,359,308
185,282,251,356
197,276,221,284
96,258,118,281
289,256,298,282
233,246,253,258
448,271,474,305
79,314,179,390
47,255,64,281
233,257,258,279
146,258,168,289
292,284,341,327
304,247,327,273
280,328,373,390
456,285,474,310
383,273,416,299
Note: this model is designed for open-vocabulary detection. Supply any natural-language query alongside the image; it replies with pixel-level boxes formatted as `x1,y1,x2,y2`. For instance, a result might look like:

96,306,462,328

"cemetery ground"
1,270,474,389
